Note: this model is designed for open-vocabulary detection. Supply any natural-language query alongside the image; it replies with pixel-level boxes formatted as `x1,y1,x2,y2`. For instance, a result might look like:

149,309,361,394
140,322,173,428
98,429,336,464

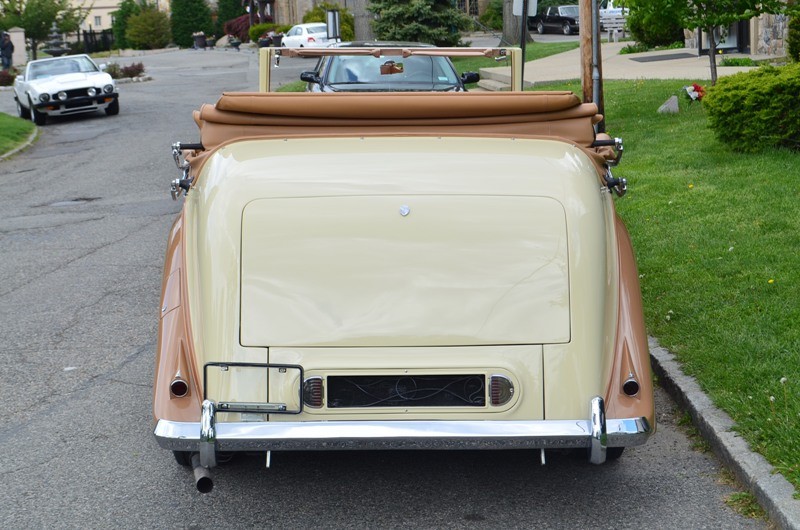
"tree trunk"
706,25,718,85
501,0,534,46
30,38,38,60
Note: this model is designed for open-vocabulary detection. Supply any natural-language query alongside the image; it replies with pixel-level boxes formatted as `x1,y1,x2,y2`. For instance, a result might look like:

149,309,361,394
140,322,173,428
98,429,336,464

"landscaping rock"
658,95,679,114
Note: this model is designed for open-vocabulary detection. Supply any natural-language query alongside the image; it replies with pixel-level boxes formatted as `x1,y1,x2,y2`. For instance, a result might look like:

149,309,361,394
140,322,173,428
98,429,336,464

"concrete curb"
649,337,800,529
0,126,38,161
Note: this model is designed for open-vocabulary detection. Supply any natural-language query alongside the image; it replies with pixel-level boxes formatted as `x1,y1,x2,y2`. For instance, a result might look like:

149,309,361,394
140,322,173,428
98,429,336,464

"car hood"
28,72,113,93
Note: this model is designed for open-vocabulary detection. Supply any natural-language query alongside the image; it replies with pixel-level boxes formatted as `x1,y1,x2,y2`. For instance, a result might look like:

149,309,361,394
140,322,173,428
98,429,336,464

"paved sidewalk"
480,41,761,86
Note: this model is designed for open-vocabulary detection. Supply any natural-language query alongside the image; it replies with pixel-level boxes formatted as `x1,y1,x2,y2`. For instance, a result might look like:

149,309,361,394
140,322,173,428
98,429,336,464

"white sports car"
13,54,119,125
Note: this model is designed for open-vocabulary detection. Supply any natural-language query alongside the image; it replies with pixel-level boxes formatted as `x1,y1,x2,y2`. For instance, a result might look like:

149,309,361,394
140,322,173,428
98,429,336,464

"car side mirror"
461,72,480,84
300,71,320,84
99,64,107,71
16,73,24,81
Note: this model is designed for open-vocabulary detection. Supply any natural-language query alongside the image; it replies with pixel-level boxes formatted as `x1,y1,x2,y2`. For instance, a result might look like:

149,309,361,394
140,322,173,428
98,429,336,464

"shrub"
478,0,503,30
111,0,142,49
302,2,355,41
0,69,15,86
121,62,145,77
215,0,247,37
719,56,756,67
369,0,472,47
249,22,278,42
626,0,686,48
105,63,122,78
788,11,800,62
703,63,800,152
223,14,251,42
126,8,172,49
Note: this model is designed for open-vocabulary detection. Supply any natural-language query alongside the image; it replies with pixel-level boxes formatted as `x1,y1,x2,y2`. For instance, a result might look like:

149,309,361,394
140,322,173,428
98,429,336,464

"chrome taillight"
490,375,514,406
303,377,324,408
170,378,189,398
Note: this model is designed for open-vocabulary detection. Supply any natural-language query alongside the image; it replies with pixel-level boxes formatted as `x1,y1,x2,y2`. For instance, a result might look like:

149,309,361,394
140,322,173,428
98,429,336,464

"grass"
450,40,579,76
534,77,800,493
0,113,36,157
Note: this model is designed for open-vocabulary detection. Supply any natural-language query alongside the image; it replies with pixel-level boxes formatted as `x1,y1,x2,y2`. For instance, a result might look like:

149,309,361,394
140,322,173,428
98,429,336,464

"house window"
94,16,102,27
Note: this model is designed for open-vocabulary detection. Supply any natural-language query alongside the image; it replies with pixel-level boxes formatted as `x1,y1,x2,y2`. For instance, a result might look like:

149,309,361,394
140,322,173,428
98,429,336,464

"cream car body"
154,49,654,493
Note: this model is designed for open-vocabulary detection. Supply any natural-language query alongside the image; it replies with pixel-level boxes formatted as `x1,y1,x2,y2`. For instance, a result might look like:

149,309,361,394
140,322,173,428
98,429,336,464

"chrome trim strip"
155,416,651,454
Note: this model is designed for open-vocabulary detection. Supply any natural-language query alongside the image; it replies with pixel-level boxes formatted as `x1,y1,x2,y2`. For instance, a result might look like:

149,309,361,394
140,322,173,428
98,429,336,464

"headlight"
103,84,114,94
39,93,50,103
57,91,68,101
87,87,97,96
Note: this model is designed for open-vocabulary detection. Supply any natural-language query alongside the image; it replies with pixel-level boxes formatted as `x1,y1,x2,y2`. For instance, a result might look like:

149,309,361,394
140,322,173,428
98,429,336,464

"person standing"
1,32,14,71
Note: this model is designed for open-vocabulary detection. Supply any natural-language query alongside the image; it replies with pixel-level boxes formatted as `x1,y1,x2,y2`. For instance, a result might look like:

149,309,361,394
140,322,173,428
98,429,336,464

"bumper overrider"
154,396,651,468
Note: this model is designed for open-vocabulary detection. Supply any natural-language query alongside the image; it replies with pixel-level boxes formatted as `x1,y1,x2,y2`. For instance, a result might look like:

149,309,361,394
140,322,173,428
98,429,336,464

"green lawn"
0,112,35,157
536,78,800,492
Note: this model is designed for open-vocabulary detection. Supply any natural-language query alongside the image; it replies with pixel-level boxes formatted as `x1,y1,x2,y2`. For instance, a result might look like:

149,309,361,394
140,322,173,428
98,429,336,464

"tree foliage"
0,0,88,58
126,6,171,49
788,0,800,62
368,0,472,47
111,0,142,49
626,0,685,47
214,0,247,37
170,0,213,48
679,0,785,83
302,1,355,41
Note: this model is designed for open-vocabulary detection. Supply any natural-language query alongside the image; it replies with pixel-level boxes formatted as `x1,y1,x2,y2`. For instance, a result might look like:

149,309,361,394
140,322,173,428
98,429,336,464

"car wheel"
105,99,120,116
537,21,545,34
562,22,572,35
173,451,193,466
29,97,46,126
16,98,31,120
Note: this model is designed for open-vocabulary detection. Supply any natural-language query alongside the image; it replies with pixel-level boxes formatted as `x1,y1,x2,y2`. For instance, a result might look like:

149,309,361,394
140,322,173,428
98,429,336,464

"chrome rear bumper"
154,396,651,467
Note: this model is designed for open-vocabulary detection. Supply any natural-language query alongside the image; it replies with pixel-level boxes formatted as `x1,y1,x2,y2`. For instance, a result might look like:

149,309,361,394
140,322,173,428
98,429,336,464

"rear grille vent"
327,374,485,408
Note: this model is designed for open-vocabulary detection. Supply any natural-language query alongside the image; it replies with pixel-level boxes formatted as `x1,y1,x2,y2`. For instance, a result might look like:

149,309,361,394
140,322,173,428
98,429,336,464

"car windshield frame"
28,56,99,80
323,55,460,90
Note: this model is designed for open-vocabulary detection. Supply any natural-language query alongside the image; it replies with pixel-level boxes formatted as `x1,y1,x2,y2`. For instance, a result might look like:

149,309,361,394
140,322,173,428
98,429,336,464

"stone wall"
756,13,789,56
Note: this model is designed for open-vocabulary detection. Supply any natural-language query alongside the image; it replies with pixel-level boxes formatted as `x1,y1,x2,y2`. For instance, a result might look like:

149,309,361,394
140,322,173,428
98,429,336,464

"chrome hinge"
604,167,627,197
170,142,203,200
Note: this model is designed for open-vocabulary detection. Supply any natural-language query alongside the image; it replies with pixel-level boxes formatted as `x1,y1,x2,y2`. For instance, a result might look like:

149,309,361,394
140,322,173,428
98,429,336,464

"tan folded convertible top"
189,91,615,174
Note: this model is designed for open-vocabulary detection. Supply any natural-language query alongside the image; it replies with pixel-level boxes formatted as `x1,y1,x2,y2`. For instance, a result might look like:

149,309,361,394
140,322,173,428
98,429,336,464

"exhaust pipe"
191,453,213,493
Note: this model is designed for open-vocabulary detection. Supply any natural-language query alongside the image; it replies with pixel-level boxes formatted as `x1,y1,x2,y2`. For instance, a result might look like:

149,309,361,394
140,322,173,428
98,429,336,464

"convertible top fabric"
189,91,614,175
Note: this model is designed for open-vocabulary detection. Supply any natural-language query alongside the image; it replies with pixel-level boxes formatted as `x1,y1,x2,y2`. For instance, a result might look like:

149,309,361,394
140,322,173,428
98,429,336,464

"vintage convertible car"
12,54,119,125
154,47,654,493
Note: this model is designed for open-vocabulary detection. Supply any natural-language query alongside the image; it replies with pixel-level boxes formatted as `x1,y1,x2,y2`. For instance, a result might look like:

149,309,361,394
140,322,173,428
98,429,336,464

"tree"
0,0,88,59
368,0,473,47
302,1,355,41
170,0,213,48
126,6,171,49
680,0,784,84
501,0,533,46
111,0,142,50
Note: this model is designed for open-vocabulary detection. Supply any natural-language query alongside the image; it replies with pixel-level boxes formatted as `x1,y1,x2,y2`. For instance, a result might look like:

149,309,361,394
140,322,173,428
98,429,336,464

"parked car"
529,5,581,35
155,47,654,493
280,22,334,48
299,42,479,92
13,54,119,126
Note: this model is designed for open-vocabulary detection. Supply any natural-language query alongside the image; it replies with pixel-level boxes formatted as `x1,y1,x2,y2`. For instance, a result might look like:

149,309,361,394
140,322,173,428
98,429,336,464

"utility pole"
579,0,605,132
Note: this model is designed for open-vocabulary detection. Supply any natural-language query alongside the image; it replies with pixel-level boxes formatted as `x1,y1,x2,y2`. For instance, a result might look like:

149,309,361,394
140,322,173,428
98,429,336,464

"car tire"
606,447,624,460
173,451,193,466
537,21,545,34
29,97,46,126
105,99,120,116
16,98,31,120
562,22,572,35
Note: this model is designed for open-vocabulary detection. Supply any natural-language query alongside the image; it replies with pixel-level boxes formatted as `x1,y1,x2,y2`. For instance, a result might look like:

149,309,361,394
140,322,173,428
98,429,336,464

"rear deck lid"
240,195,570,347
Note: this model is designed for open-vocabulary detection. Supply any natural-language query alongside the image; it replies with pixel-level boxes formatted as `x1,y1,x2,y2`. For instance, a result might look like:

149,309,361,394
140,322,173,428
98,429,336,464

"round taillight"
490,375,514,406
57,91,68,101
87,87,97,96
303,377,324,408
622,378,640,397
170,378,189,397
